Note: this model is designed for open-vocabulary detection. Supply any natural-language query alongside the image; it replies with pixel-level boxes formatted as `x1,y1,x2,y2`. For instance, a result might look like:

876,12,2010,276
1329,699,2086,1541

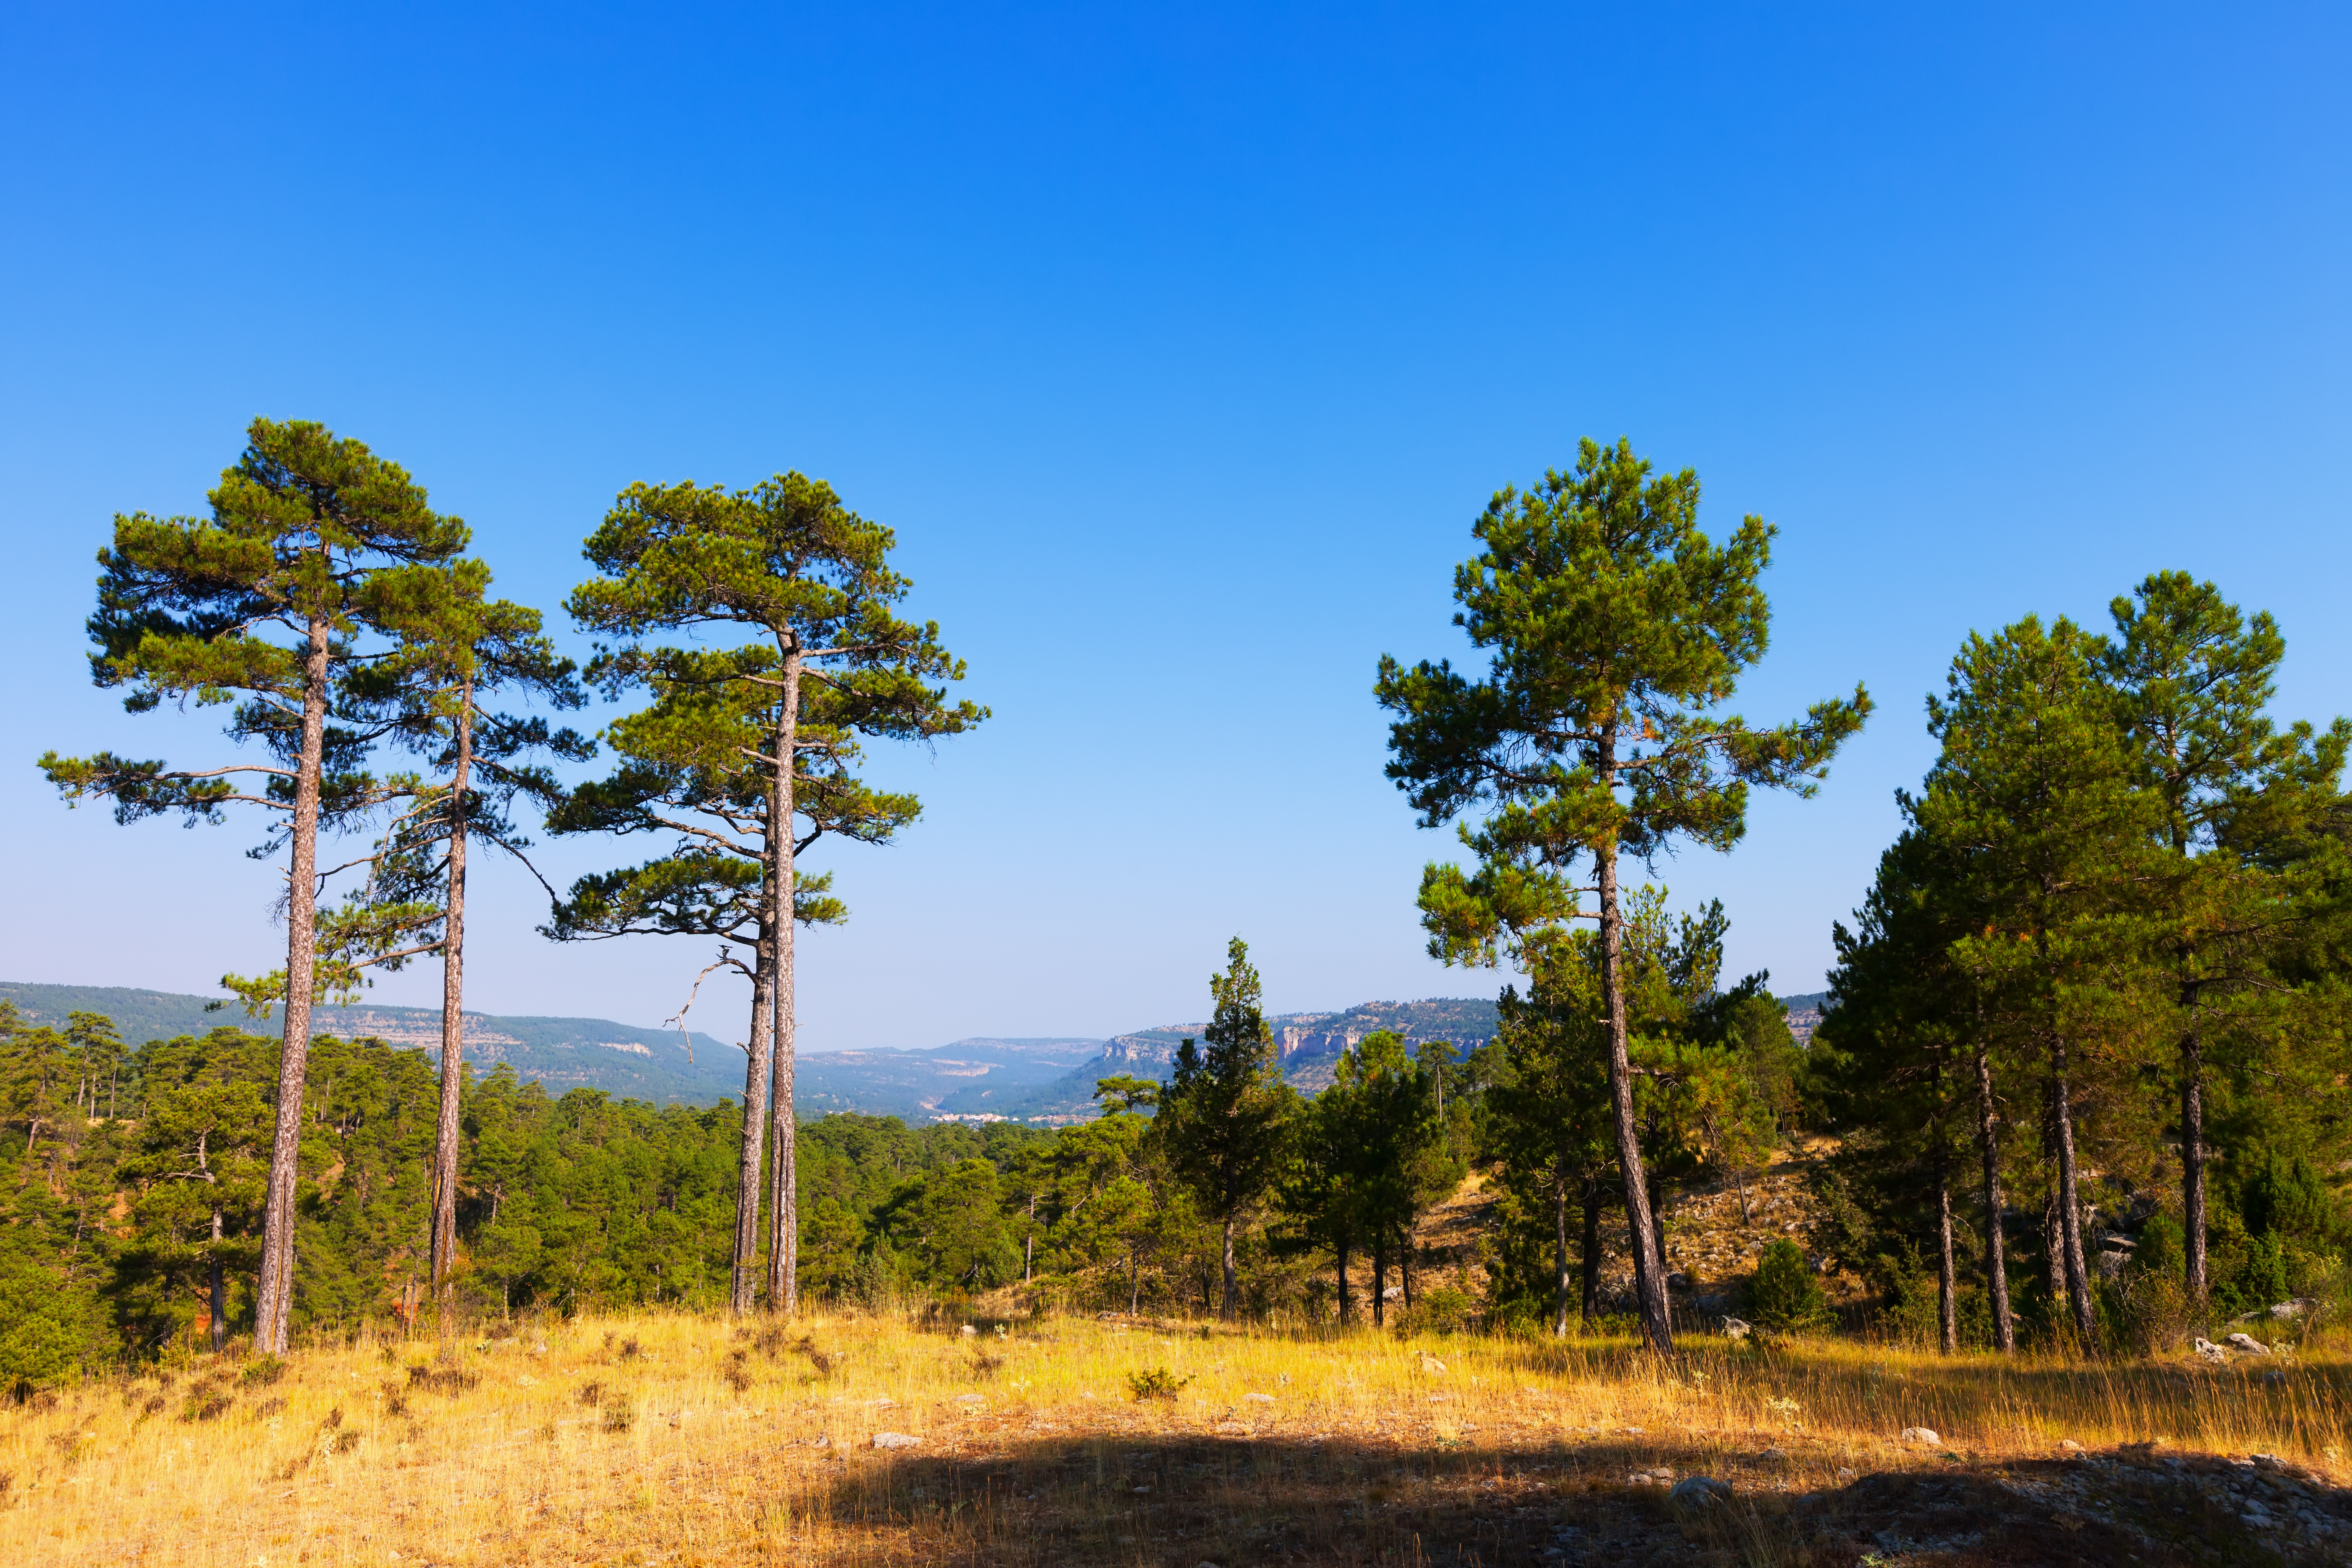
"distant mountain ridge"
958,997,1506,1124
0,982,743,1105
2,981,1820,1122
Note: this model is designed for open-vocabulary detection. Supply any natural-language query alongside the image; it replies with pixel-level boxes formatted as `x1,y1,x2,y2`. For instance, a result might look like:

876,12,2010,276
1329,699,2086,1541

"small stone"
1244,1392,1274,1403
956,1394,984,1405
1720,1316,1753,1341
1419,1356,1447,1375
1835,1467,1857,1481
2061,1439,2085,1453
872,1431,921,1449
2194,1338,2230,1364
2228,1332,2272,1355
1900,1426,1941,1446
1759,1447,1788,1461
959,1325,977,1338
1670,1475,1733,1510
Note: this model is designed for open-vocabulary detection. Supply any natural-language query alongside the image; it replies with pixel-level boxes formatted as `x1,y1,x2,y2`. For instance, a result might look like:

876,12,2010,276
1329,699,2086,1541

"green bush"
1392,1285,1473,1338
1750,1240,1828,1331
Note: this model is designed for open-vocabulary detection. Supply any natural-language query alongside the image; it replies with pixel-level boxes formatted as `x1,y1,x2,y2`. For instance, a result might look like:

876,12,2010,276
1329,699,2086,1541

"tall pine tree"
40,419,466,1351
1377,438,1869,1350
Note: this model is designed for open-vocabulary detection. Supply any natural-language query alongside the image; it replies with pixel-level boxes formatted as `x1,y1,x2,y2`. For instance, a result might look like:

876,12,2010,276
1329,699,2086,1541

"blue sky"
3,3,2347,1052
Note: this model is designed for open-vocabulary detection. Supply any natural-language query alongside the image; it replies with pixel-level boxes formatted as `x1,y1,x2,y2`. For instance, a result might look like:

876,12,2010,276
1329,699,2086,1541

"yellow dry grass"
3,1310,2344,1566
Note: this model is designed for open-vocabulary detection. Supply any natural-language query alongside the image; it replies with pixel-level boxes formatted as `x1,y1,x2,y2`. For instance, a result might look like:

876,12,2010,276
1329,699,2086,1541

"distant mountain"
2,980,1823,1123
978,997,1506,1124
0,982,742,1106
801,1038,1106,1122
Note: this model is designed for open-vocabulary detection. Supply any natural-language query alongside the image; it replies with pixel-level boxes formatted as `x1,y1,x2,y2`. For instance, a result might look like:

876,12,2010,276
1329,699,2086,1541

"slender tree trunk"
2042,1187,2067,1330
1596,800,1673,1352
1553,1158,1573,1337
1400,1233,1414,1310
1935,1131,1957,1355
2051,1048,2097,1347
1580,1176,1602,1322
1974,1045,2014,1353
765,642,803,1314
428,676,474,1333
1220,1215,1238,1322
730,933,777,1314
2181,1031,2207,1305
1336,1230,1351,1327
1024,1193,1036,1283
255,611,330,1355
1732,1161,1752,1225
1371,1238,1386,1328
209,1207,226,1354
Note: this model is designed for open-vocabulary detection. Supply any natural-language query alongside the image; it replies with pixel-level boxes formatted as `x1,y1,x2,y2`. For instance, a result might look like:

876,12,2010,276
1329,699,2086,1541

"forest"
8,421,2349,1391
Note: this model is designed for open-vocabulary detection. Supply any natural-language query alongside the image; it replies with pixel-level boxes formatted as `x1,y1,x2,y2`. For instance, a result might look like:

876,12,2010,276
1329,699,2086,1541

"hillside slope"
0,982,743,1105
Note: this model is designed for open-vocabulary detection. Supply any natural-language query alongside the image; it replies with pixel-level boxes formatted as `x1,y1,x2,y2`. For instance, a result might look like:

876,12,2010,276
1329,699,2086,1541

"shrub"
1391,1286,1474,1338
1126,1366,1192,1401
1750,1240,1827,1331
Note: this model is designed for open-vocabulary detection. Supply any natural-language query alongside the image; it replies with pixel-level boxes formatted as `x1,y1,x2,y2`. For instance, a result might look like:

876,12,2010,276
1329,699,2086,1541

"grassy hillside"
6,1307,2342,1566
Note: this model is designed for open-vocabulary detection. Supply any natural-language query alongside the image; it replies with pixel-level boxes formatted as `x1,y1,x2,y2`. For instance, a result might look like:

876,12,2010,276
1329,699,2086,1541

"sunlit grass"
2,1308,2342,1565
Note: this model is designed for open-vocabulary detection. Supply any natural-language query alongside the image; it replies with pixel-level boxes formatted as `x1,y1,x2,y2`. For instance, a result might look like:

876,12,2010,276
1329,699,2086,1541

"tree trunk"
1553,1159,1572,1337
1024,1193,1036,1283
730,922,776,1314
1974,1045,2014,1353
1580,1176,1602,1322
1935,1130,1957,1355
1732,1161,1752,1225
428,675,474,1333
764,643,803,1315
2042,1187,2067,1329
255,610,330,1355
1371,1237,1386,1328
1400,1233,1414,1310
209,1207,227,1354
1220,1215,1238,1322
2182,1031,2207,1304
1596,810,1672,1352
2051,1049,2097,1348
1336,1230,1351,1326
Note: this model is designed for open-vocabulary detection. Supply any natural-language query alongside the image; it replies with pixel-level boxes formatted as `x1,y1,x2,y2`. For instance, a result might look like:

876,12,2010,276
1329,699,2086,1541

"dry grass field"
4,1308,2349,1568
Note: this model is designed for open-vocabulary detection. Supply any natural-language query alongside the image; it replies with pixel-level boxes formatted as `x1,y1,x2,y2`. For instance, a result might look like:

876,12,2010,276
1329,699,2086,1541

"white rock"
1419,1356,1447,1375
872,1431,921,1450
2227,1332,2272,1355
1719,1316,1754,1341
2061,1439,2085,1453
1899,1426,1941,1445
1244,1392,1274,1403
2194,1338,2230,1364
959,1325,977,1338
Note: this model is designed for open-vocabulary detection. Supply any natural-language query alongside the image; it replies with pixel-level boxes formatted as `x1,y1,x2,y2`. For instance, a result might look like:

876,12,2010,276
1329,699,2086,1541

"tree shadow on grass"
805,1431,2331,1567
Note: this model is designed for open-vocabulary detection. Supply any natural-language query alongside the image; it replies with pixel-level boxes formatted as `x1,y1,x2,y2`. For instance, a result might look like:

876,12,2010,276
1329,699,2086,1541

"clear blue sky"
3,4,2346,1052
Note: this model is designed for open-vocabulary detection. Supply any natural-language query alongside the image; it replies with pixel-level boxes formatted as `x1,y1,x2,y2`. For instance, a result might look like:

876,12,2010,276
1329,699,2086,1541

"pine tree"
39,419,466,1351
2098,572,2352,1305
1152,938,1298,1321
1913,615,2160,1348
552,473,982,1314
1377,438,1869,1350
355,559,590,1323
